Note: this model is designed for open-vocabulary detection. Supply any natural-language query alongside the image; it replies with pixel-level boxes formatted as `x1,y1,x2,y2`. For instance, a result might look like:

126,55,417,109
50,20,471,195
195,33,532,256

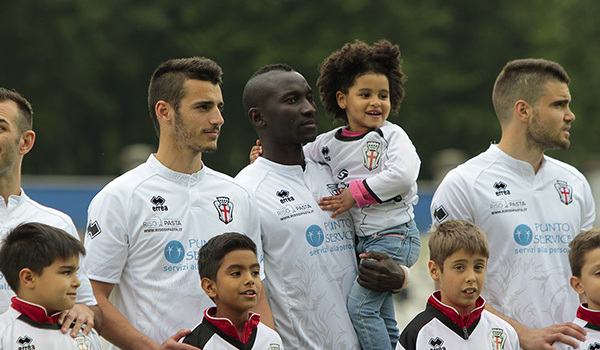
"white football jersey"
236,157,360,349
0,307,102,350
0,191,96,311
303,121,420,236
399,294,519,350
431,145,595,329
84,155,262,347
554,304,600,350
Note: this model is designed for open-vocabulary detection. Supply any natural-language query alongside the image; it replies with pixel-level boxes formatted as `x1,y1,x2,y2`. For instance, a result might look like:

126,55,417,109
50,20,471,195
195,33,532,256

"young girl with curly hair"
305,40,421,350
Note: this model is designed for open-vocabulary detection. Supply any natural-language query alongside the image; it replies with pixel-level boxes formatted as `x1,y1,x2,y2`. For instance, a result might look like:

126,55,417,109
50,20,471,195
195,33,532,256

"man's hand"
357,251,408,292
486,303,586,350
159,329,200,350
58,303,95,338
249,139,262,164
318,189,356,218
517,323,586,350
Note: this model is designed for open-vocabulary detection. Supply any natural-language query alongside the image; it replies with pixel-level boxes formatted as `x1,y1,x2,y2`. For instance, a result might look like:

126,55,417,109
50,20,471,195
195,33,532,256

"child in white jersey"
399,220,519,349
554,228,600,349
305,39,420,350
182,232,283,349
0,222,101,350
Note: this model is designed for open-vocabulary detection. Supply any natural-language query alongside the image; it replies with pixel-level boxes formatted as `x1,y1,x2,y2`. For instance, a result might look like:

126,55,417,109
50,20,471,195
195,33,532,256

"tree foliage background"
3,0,600,180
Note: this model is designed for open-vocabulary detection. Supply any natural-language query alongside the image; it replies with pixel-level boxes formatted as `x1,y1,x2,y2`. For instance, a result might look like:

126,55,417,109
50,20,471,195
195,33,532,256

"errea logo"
428,336,445,350
16,335,34,349
151,195,168,212
321,146,331,161
494,181,511,196
276,189,295,204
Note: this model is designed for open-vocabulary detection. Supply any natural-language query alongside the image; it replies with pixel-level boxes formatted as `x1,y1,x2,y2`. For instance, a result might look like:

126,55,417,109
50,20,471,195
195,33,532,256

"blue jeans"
347,220,421,350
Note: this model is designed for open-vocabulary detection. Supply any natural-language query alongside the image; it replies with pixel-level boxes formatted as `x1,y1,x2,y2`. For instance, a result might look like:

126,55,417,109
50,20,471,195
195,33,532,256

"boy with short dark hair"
554,228,600,349
0,222,101,349
183,232,283,349
398,220,519,349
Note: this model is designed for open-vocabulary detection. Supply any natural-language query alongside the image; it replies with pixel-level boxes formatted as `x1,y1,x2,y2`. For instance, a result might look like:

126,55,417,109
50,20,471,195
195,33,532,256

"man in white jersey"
430,58,594,349
236,64,408,349
83,57,270,350
0,88,101,339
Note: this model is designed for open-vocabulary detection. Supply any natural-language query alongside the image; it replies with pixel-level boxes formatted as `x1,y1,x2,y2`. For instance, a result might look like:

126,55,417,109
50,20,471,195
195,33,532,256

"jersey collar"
577,303,600,326
253,156,306,176
204,307,261,344
488,144,546,180
11,297,62,324
428,291,485,330
147,154,205,187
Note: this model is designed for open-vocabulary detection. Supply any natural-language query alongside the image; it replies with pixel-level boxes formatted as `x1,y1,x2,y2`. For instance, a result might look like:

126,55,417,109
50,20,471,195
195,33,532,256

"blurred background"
4,0,600,332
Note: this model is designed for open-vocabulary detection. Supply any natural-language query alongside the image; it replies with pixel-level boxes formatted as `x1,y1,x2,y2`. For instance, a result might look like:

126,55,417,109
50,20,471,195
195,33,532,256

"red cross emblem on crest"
554,180,573,205
362,141,382,170
489,328,506,350
214,196,234,224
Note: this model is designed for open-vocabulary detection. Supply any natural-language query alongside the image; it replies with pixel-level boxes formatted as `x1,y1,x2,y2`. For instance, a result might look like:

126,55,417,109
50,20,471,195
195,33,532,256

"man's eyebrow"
192,100,214,106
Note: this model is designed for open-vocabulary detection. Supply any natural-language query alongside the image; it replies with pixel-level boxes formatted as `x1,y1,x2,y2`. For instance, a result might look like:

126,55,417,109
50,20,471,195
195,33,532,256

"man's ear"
155,101,174,126
19,130,35,156
248,107,266,127
514,100,532,123
336,91,347,109
19,268,36,290
201,277,218,299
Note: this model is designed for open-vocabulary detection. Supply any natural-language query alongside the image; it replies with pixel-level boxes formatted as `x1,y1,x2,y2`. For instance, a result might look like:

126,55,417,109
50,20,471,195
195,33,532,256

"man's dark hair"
242,63,295,112
492,58,570,124
0,222,85,292
0,88,33,132
317,40,405,123
197,232,257,281
148,57,223,137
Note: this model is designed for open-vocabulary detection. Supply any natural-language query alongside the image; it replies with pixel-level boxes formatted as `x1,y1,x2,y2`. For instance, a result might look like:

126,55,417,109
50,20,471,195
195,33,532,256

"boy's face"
30,255,80,314
429,249,487,315
570,247,600,310
202,249,262,319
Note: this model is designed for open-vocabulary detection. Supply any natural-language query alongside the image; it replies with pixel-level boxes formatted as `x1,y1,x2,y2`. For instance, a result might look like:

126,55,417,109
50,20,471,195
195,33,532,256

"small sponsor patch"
87,221,102,239
433,206,448,223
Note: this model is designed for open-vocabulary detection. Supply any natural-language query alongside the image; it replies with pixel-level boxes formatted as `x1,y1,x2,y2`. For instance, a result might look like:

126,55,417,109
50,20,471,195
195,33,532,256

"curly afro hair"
317,40,405,123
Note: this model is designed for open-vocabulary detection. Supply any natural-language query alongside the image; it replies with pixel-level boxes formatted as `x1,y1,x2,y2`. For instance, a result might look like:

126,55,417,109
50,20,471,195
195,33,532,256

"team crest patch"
554,180,573,205
74,335,92,349
428,336,445,350
214,196,234,224
489,328,507,350
87,221,102,239
362,141,382,170
268,344,281,350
